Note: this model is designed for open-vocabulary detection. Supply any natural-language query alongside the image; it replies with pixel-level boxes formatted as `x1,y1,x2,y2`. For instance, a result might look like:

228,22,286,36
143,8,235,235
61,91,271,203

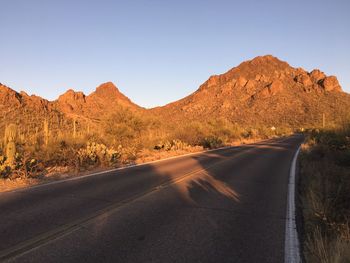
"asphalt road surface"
0,135,303,263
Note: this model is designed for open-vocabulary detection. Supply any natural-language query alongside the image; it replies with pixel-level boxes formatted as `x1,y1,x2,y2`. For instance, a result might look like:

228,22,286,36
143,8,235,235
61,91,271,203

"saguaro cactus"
73,118,77,139
5,141,16,166
4,124,17,166
4,124,17,145
43,119,49,146
34,127,39,144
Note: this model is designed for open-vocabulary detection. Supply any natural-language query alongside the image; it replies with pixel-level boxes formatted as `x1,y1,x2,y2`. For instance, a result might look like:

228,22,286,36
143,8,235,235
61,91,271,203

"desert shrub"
300,127,350,262
0,155,11,178
23,138,82,169
242,128,259,139
119,145,138,163
77,142,121,168
275,126,294,136
170,139,189,150
171,122,207,146
153,139,190,152
0,151,42,179
316,131,350,151
207,119,243,142
22,158,42,178
254,127,275,139
171,119,244,146
200,136,223,149
103,107,147,147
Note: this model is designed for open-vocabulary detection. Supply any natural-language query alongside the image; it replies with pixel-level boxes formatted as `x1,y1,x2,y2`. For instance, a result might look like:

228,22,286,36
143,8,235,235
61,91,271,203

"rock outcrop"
319,76,342,92
1,55,349,131
55,82,142,119
57,89,86,112
151,55,349,127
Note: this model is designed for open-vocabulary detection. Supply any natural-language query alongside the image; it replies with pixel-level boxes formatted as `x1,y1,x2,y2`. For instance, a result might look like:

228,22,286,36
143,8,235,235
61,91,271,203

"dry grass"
0,135,267,192
0,103,291,192
299,129,350,263
0,177,39,192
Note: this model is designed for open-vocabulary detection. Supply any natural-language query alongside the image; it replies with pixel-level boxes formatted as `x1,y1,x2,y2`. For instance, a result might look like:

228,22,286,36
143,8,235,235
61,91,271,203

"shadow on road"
0,136,304,262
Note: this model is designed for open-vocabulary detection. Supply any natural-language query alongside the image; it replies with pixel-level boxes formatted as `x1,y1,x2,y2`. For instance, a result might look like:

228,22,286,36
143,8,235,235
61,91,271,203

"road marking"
0,146,258,261
1,137,289,195
0,145,237,195
2,137,289,195
284,146,301,263
0,136,294,261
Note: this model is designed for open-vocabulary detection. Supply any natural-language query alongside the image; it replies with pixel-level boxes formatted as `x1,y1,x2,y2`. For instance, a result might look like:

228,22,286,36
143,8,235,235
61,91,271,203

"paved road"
0,135,303,262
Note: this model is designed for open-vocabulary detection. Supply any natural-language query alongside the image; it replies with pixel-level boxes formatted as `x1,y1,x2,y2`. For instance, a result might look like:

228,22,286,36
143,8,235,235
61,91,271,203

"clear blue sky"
1,0,349,108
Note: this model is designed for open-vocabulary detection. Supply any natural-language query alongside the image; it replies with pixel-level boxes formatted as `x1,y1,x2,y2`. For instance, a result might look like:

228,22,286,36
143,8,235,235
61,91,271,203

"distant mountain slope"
0,83,64,141
151,55,350,128
1,55,349,136
0,82,143,141
55,82,142,120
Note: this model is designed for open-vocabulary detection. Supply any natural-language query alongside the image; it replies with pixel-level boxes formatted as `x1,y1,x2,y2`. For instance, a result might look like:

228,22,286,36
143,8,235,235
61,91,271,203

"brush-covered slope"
1,55,349,136
0,82,143,141
152,55,350,128
0,83,64,139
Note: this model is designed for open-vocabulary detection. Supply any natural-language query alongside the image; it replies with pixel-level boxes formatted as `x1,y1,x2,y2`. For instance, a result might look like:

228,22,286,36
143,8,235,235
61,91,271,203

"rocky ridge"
1,55,349,134
151,55,349,127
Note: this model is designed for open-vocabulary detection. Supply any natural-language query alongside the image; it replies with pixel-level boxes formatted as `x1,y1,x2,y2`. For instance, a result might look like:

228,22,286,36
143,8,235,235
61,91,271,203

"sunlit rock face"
0,81,143,139
56,82,142,119
0,55,349,131
150,55,349,127
319,76,342,92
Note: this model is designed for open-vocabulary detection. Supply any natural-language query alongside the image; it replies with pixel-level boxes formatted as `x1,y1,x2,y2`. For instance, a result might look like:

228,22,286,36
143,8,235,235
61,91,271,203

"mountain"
0,83,63,141
0,82,142,141
1,55,349,137
55,82,142,120
151,55,350,128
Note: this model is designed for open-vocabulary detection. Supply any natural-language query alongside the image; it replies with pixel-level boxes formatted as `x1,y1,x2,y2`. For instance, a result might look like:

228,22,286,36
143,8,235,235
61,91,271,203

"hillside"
151,55,350,128
55,82,143,120
0,82,143,144
1,55,349,134
1,55,350,179
0,83,63,145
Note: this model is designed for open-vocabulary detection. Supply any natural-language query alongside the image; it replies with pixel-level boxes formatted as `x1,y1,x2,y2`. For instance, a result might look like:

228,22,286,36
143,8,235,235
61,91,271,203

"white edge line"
2,136,287,195
285,145,301,263
1,145,235,194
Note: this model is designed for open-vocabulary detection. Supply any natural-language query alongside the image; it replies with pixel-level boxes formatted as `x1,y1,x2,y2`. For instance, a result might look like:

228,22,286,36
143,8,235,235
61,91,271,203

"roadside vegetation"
299,125,350,262
0,106,292,190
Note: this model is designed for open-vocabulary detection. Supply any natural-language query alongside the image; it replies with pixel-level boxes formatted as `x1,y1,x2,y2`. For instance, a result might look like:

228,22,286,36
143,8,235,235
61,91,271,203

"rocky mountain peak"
93,82,121,98
1,55,348,129
0,83,22,106
88,81,140,110
56,89,87,113
153,55,348,127
249,54,285,65
58,89,86,101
